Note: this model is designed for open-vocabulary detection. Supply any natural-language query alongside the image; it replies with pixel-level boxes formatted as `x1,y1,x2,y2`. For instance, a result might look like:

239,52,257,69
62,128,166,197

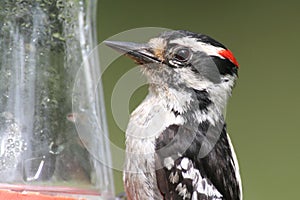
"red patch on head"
218,49,239,67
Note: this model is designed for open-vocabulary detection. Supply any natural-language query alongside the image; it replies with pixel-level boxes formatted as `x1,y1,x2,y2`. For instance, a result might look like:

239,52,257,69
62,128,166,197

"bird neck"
148,83,230,126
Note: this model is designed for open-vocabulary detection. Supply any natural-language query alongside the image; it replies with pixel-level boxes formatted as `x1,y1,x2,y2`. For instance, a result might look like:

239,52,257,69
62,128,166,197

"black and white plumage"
105,30,242,200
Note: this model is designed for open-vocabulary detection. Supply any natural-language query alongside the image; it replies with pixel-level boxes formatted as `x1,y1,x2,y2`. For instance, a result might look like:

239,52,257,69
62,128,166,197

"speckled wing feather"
155,121,241,200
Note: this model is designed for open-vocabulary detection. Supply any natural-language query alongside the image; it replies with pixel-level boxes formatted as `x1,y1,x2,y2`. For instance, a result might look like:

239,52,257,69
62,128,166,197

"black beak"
104,40,160,64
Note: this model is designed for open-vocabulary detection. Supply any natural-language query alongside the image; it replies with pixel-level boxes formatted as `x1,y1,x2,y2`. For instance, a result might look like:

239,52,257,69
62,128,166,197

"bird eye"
173,48,191,62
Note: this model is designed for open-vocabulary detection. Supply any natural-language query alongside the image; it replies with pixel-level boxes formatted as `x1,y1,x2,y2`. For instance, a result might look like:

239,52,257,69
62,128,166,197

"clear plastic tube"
0,0,114,199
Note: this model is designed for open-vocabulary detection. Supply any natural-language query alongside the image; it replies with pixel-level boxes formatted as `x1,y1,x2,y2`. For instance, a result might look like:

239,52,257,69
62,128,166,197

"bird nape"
105,30,242,200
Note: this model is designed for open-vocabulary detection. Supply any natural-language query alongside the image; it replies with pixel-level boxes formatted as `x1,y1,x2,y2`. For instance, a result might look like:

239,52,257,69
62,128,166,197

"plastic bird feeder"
0,0,114,199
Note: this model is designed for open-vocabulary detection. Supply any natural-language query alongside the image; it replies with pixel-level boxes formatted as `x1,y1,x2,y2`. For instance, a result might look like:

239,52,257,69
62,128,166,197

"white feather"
227,133,243,200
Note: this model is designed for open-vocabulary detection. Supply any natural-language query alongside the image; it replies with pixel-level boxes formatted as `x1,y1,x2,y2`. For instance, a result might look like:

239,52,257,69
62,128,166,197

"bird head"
105,30,239,116
105,30,238,91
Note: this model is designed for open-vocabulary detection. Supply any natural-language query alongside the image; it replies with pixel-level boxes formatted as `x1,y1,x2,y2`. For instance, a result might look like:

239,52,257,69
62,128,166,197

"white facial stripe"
170,37,225,59
174,67,214,90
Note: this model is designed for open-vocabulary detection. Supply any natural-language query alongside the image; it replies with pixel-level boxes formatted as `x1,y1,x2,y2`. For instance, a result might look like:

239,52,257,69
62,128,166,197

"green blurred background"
97,1,300,199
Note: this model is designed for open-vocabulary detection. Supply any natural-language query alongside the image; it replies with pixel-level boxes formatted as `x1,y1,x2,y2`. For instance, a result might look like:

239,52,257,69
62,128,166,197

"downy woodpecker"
105,30,242,200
